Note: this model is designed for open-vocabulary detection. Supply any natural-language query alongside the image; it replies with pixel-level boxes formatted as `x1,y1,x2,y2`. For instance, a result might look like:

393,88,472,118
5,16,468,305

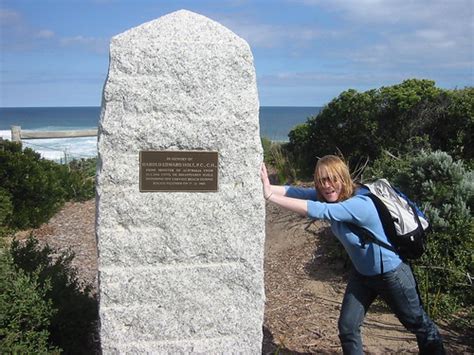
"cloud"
0,7,108,54
219,19,292,48
289,0,473,73
292,0,473,26
232,23,291,48
1,7,56,50
0,9,109,54
258,70,407,88
0,8,27,42
2,70,105,86
220,16,340,50
35,29,55,39
60,35,109,54
290,0,473,48
0,8,21,25
349,28,472,72
1,18,30,50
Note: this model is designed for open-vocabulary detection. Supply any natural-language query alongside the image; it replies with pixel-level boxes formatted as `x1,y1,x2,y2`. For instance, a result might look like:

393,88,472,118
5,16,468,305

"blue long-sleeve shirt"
285,186,402,276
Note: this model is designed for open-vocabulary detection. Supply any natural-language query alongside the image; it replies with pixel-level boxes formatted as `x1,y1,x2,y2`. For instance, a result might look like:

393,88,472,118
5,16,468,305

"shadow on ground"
262,326,317,355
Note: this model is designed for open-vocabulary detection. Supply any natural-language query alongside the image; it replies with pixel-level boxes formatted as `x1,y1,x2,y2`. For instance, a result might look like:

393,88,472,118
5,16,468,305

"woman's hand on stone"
260,163,272,200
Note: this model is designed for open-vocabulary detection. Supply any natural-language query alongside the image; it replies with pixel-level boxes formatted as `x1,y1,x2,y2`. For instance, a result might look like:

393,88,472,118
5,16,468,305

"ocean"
0,106,321,161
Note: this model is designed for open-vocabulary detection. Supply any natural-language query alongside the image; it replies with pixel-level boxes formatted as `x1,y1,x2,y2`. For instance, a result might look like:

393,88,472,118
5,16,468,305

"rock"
96,9,265,353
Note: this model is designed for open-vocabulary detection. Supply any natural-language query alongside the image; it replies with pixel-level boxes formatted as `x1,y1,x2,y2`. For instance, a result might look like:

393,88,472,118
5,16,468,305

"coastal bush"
0,141,96,230
261,137,273,163
288,88,380,177
68,157,97,180
287,123,313,177
62,158,96,202
0,188,12,225
0,244,57,353
450,87,474,162
363,151,473,320
287,79,473,178
0,188,13,237
262,137,295,184
408,88,474,162
0,141,66,229
10,236,98,353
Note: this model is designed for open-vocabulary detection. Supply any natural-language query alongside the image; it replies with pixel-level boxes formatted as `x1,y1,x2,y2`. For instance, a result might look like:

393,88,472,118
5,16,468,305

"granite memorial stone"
96,9,265,353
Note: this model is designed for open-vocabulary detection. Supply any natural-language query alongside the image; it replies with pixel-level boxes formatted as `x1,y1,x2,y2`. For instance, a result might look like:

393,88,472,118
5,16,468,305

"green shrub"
287,123,314,177
0,141,96,230
1,236,99,353
288,87,381,177
0,188,12,226
0,142,66,229
10,237,98,353
262,138,295,184
261,137,273,163
0,245,58,353
68,157,97,179
409,88,474,161
0,188,13,237
287,79,473,178
64,157,96,201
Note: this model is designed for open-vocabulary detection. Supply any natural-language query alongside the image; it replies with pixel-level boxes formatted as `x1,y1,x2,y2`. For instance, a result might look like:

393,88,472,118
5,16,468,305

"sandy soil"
16,199,472,354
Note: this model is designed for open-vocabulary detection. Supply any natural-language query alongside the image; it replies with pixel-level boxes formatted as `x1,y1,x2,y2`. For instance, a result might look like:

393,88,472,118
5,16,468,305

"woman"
261,155,445,355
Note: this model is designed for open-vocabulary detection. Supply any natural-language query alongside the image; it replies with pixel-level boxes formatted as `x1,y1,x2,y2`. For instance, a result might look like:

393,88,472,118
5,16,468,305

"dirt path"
17,199,472,354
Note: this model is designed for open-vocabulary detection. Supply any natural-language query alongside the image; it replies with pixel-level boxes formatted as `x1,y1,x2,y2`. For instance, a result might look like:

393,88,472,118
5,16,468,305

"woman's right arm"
260,164,287,197
261,163,317,200
260,163,312,217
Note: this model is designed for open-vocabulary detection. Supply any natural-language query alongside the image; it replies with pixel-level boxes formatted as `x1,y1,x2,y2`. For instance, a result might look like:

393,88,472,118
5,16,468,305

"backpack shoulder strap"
347,190,397,253
364,193,398,243
347,222,396,252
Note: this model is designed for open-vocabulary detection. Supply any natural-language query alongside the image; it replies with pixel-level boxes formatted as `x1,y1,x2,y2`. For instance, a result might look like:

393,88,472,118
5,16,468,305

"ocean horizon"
0,106,321,161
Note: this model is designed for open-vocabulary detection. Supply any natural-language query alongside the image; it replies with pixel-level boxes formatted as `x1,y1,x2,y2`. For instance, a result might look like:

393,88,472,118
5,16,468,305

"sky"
0,0,473,107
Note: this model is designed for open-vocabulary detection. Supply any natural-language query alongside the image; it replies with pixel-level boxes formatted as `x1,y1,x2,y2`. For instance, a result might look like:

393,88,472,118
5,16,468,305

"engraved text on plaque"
140,151,218,192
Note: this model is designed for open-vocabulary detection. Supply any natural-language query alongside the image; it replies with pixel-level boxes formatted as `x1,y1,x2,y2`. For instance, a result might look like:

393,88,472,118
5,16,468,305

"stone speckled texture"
96,10,265,354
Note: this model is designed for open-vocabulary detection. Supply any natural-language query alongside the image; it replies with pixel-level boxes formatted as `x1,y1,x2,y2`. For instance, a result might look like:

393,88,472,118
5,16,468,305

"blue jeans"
338,262,445,355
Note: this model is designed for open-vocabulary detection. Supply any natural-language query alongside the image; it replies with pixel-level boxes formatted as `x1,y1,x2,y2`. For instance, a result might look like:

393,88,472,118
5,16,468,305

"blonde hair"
314,155,356,202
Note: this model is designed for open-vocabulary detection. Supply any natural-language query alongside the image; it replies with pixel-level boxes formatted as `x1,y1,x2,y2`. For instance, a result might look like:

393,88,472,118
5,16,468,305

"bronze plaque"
140,150,218,192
